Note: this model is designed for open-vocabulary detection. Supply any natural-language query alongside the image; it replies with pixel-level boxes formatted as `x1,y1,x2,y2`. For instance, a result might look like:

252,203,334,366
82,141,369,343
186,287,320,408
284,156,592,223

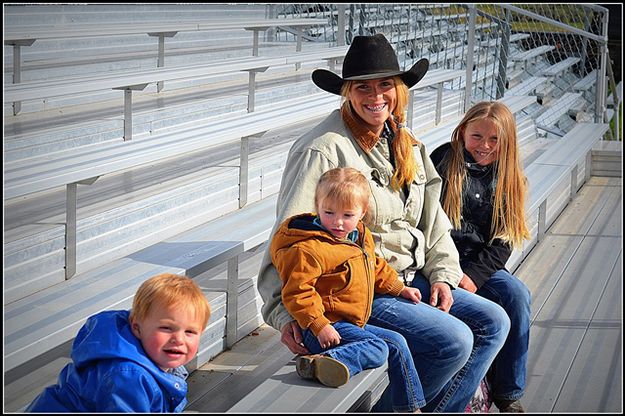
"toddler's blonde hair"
130,273,211,330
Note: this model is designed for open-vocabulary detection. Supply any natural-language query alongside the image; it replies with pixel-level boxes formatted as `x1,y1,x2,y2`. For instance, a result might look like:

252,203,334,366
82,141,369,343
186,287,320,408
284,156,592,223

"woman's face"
463,118,500,166
349,77,397,134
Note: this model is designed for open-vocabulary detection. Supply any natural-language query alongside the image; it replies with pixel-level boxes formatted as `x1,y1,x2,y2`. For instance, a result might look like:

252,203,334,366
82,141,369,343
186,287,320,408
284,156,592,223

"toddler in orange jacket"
270,167,425,412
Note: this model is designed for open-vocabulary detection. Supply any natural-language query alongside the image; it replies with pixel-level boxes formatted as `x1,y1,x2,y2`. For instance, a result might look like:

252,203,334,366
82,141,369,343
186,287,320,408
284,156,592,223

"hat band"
344,70,404,80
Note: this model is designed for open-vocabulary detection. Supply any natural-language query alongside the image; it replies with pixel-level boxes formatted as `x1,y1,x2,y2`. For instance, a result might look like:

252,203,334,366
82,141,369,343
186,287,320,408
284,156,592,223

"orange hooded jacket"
270,213,405,336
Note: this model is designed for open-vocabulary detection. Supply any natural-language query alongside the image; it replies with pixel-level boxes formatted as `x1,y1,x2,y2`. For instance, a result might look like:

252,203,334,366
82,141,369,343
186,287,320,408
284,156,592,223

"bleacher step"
4,72,323,161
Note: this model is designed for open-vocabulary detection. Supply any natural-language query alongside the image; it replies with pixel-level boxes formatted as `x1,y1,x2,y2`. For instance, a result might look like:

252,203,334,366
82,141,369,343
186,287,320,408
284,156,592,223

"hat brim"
312,58,429,95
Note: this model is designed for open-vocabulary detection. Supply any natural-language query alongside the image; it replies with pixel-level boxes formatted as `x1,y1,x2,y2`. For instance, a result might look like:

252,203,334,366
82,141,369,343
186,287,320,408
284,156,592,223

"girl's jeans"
477,269,531,402
302,321,426,412
370,273,510,412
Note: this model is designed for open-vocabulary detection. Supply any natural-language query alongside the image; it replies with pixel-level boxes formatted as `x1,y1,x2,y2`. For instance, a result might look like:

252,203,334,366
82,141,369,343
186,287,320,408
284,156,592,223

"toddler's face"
131,300,203,371
317,200,366,240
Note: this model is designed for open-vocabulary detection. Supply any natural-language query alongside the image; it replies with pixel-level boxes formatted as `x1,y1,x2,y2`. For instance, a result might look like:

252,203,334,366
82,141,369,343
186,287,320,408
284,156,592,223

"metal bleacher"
3,3,621,414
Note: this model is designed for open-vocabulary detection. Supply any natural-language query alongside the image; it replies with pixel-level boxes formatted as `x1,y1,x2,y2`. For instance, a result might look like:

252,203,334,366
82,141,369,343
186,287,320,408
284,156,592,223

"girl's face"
349,78,397,134
131,300,203,371
317,199,366,240
463,118,500,166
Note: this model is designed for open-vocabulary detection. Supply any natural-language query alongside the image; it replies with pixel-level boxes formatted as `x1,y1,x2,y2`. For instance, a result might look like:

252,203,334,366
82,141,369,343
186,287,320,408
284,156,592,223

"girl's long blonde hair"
443,101,530,249
341,76,417,191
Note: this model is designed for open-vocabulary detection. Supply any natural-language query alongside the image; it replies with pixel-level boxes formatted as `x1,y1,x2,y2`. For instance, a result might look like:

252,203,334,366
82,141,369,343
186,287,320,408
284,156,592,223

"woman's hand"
430,282,454,313
400,286,422,303
317,324,341,349
458,273,478,293
280,321,310,355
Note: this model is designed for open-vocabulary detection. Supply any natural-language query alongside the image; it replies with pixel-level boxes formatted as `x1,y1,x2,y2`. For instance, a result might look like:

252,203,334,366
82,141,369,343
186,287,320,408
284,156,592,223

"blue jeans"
302,321,426,412
370,273,510,412
477,269,531,402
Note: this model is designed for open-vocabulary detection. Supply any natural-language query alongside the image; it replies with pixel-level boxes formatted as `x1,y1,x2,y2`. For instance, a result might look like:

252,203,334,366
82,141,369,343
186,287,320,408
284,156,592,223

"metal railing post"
239,136,249,209
226,257,239,348
464,6,477,111
337,5,346,46
66,183,78,279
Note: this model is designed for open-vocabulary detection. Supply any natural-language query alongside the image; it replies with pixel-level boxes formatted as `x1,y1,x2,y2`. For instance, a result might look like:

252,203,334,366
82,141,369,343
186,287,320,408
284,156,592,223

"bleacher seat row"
4,4,613,412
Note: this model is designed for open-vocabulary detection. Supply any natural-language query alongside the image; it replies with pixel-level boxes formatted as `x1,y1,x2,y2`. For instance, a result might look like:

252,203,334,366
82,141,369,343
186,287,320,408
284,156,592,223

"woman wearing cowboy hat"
257,33,510,412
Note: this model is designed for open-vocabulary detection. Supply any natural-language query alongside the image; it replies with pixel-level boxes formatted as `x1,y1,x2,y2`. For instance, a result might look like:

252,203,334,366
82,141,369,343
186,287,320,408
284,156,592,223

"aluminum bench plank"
478,32,530,47
540,57,581,77
415,69,465,89
227,360,389,413
3,93,341,200
505,76,548,96
4,18,329,42
534,92,583,127
532,123,609,167
4,46,350,103
511,45,555,62
573,70,598,92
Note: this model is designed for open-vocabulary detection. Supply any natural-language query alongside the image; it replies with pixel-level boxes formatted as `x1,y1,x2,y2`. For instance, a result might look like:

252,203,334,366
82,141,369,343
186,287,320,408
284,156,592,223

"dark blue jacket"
26,310,189,413
431,142,512,289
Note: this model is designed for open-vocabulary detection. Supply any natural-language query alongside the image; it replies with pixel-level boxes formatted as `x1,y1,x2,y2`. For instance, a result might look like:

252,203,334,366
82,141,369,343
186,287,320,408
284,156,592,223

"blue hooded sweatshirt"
26,310,189,413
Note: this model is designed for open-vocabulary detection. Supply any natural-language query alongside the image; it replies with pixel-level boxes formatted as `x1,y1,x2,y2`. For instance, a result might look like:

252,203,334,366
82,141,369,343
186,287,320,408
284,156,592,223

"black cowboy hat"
312,33,429,95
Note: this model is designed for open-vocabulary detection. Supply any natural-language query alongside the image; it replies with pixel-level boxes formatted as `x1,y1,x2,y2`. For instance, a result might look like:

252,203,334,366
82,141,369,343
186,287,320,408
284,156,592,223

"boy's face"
131,300,203,371
317,199,366,240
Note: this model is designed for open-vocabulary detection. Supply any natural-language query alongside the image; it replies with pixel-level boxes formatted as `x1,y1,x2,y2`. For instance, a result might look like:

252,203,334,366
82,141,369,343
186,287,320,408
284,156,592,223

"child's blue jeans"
476,269,531,402
302,321,426,412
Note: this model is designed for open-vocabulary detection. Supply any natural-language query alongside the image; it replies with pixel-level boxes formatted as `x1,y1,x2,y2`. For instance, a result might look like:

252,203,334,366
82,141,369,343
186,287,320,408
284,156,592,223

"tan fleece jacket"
258,109,461,332
270,213,405,336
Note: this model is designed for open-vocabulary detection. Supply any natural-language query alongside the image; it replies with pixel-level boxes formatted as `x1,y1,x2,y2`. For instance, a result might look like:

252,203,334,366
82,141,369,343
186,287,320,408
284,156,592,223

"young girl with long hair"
431,101,532,413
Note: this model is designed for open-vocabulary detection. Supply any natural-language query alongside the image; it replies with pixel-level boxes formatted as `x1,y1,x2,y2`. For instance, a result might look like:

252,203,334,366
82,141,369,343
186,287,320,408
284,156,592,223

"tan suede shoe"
295,354,350,388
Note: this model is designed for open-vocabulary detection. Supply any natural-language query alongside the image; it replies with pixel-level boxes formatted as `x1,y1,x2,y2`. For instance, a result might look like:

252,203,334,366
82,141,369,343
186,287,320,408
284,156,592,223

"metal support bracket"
65,176,100,280
226,256,239,348
113,84,149,140
5,38,36,115
147,31,177,92
244,67,269,113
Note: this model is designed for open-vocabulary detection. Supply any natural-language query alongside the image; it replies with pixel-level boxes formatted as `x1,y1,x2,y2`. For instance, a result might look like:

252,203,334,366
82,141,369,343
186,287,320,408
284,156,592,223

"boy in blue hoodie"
26,273,211,413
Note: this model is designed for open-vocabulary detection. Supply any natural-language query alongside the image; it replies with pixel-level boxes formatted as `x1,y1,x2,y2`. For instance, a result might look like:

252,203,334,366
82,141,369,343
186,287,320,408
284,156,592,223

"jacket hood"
72,310,188,384
73,310,153,368
272,213,364,252
25,309,189,412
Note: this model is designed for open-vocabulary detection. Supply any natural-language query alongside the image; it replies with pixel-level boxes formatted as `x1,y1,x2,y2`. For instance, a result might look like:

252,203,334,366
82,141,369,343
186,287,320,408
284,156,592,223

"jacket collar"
463,148,494,174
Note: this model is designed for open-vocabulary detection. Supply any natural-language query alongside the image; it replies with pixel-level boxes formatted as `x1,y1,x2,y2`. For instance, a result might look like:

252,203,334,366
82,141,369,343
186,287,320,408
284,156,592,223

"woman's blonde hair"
130,273,211,330
443,101,530,249
341,76,417,191
315,167,371,215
